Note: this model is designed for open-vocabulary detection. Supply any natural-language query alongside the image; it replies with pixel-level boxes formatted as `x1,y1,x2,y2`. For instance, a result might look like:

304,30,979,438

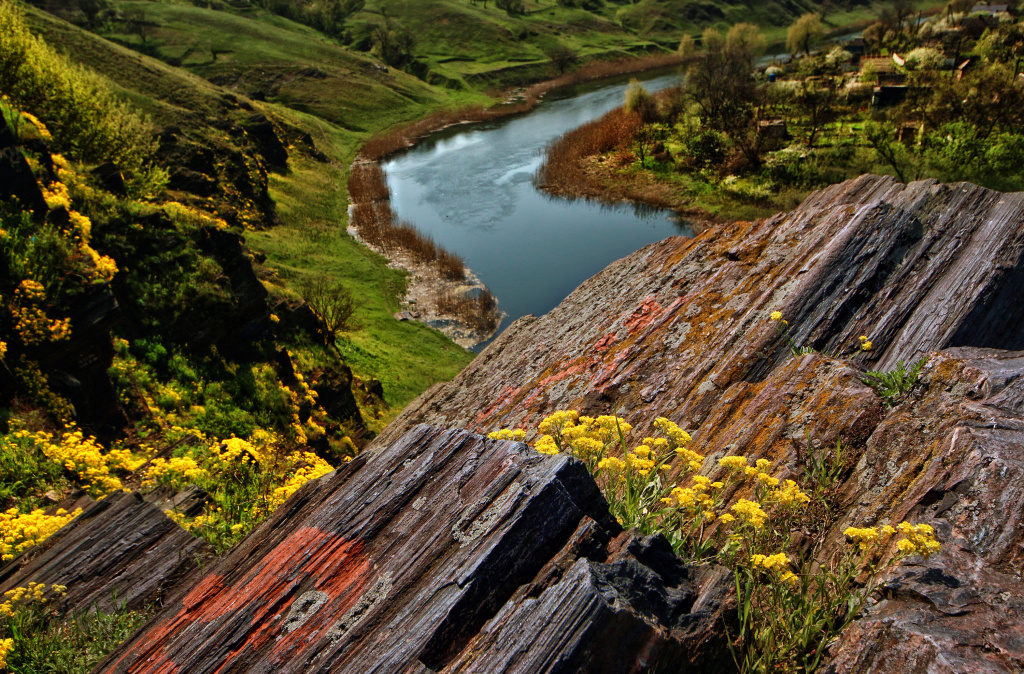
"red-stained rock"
96,425,733,673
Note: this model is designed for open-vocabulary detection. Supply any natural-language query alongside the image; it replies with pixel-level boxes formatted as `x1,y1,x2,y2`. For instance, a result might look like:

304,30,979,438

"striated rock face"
0,491,211,614
97,425,733,673
820,348,1024,673
375,174,1024,447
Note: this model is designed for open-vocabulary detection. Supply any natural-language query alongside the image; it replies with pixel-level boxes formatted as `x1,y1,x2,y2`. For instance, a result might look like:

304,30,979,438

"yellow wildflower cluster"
859,335,873,352
731,499,769,529
772,479,812,506
749,552,800,586
533,411,634,462
843,522,940,558
896,522,940,558
40,181,71,211
0,637,12,669
1,507,81,561
751,552,790,572
162,201,230,231
0,582,66,617
662,475,721,517
18,111,52,141
487,428,527,442
269,451,335,509
770,310,783,321
144,456,209,488
36,428,144,495
86,246,118,281
292,372,319,407
11,280,71,345
215,437,266,468
0,341,6,360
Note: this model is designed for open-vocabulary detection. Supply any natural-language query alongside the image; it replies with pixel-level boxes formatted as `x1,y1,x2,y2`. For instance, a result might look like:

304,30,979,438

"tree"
371,14,415,67
677,34,695,57
684,23,768,169
545,45,578,75
792,77,839,146
624,79,656,121
787,13,825,56
685,24,764,134
300,275,356,343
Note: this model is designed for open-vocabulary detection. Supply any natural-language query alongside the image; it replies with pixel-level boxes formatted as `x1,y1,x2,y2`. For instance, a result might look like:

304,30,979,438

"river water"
383,70,693,350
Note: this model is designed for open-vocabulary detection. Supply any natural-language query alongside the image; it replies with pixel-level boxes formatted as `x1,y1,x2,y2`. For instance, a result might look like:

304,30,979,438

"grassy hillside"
27,6,476,416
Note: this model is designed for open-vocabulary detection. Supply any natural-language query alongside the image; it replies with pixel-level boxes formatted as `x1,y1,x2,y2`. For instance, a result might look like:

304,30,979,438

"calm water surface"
383,70,694,349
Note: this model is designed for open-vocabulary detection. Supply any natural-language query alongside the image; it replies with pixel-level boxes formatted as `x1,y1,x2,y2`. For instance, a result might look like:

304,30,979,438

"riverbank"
343,51,696,346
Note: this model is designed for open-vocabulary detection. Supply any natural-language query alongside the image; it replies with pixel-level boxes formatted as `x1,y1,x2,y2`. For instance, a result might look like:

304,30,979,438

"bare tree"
300,275,356,343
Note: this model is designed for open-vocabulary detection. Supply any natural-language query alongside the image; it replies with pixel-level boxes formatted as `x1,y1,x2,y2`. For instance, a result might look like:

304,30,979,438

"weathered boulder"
97,425,733,673
375,174,1024,446
0,490,211,614
818,348,1024,673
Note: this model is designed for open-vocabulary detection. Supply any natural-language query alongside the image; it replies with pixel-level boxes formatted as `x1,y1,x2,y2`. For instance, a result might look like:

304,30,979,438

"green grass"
245,145,474,413
2,598,151,674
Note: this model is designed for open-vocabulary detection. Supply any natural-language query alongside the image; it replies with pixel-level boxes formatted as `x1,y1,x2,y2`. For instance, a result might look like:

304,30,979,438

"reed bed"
535,92,681,211
535,107,642,196
347,162,464,279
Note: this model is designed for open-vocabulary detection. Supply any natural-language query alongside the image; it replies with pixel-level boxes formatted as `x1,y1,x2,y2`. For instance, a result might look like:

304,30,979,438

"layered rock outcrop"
97,425,732,673
370,174,1024,672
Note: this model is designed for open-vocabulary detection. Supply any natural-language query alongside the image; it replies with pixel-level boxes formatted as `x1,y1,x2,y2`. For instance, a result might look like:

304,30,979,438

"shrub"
0,0,160,189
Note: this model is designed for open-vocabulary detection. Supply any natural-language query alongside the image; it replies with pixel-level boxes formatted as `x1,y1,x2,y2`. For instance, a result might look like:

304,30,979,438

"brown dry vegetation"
535,105,682,211
347,161,499,336
436,289,500,335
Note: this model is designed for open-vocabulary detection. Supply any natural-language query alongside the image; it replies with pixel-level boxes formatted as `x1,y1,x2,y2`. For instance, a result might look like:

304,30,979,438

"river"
382,69,693,351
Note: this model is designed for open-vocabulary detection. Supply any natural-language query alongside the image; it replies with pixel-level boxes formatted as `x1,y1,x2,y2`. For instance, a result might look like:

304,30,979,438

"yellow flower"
755,458,771,471
770,311,783,321
718,513,735,524
597,456,626,473
731,499,767,528
488,428,527,442
535,435,559,455
719,456,748,471
861,340,873,352
843,526,880,551
771,480,810,507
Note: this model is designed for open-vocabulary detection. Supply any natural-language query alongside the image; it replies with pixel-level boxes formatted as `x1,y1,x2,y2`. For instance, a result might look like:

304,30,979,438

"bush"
0,0,159,188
